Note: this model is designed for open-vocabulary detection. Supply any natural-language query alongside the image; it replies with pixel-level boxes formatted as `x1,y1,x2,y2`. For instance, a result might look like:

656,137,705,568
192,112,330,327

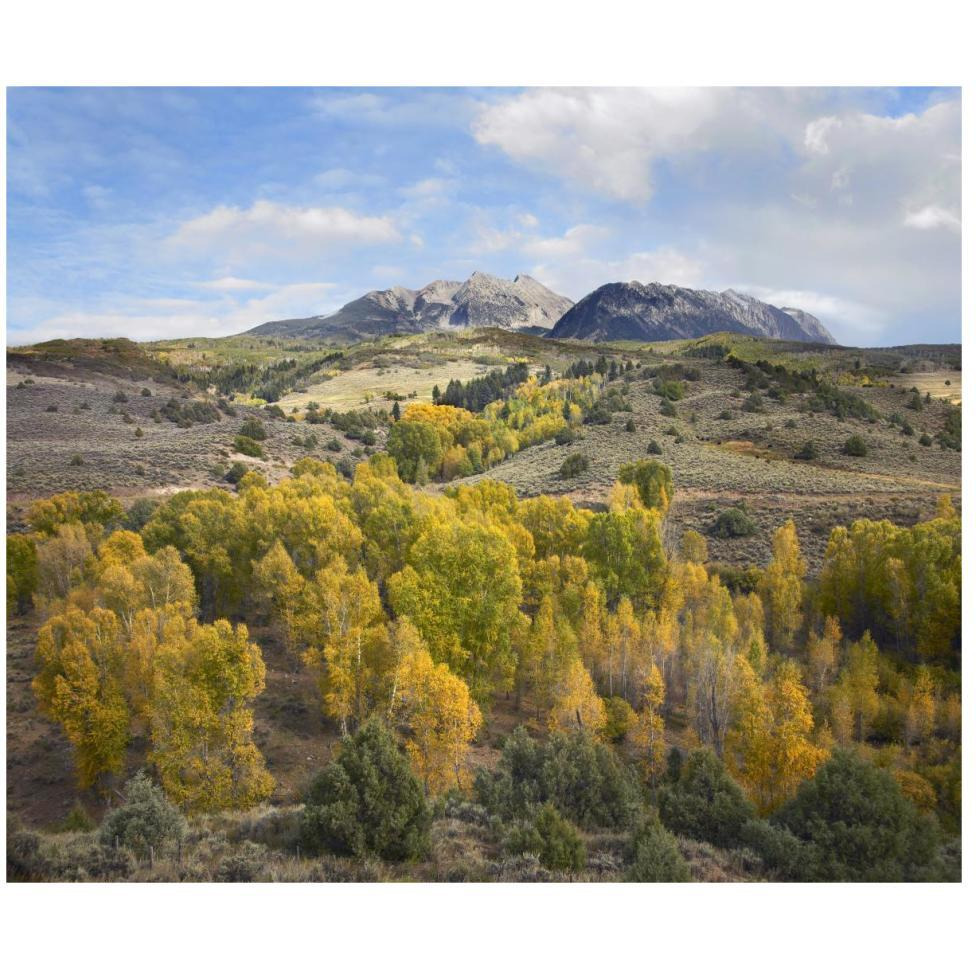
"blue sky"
6,86,961,347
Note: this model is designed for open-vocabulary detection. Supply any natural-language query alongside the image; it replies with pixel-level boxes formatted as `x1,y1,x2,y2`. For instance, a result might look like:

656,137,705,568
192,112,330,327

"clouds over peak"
167,200,400,266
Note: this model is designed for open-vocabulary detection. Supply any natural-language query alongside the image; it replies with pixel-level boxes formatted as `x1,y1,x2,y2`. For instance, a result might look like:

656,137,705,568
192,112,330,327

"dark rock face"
247,272,573,342
549,281,835,344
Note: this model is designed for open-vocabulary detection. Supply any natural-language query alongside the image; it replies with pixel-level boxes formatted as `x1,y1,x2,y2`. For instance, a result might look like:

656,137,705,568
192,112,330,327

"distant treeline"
198,352,344,402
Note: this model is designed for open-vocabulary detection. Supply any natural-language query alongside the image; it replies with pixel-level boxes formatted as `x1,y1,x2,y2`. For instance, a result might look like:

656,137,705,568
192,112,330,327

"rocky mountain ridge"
247,272,573,341
548,281,835,344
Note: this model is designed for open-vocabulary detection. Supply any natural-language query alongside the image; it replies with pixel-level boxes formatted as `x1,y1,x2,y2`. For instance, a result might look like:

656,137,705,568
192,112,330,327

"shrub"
660,399,678,417
134,427,144,438
740,819,807,879
326,437,342,452
718,409,734,420
140,387,152,397
624,418,637,433
710,507,757,538
653,378,685,401
559,452,589,480
506,804,586,873
772,750,943,881
657,749,756,848
784,418,798,429
301,718,430,862
215,841,269,882
742,391,765,413
554,427,579,446
919,433,933,446
57,802,97,833
626,816,690,882
69,454,84,466
98,771,187,859
474,727,641,830
239,417,267,441
842,434,868,457
224,461,249,484
45,404,58,412
646,439,663,455
124,497,160,531
794,440,818,461
112,391,129,403
534,804,586,872
234,435,264,458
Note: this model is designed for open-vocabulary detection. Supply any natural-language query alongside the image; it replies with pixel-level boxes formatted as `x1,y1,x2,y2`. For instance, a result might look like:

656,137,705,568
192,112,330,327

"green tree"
773,750,942,881
98,771,187,859
626,815,690,882
301,718,430,862
6,533,38,614
657,748,756,848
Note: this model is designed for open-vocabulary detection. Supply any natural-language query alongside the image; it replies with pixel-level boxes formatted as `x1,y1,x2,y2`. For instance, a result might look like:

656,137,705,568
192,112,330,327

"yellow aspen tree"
518,595,574,716
904,667,936,745
829,686,855,745
758,520,807,652
33,607,130,788
840,632,881,741
134,546,197,614
150,618,274,812
757,661,828,813
34,522,94,610
733,591,768,677
605,596,640,701
548,657,606,734
679,529,709,565
252,540,307,657
628,663,668,780
577,581,606,675
806,615,842,694
302,558,386,734
393,646,482,794
729,660,827,813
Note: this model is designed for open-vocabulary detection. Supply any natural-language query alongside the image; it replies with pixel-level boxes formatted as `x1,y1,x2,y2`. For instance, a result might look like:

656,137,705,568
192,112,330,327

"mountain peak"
549,280,835,344
247,272,573,342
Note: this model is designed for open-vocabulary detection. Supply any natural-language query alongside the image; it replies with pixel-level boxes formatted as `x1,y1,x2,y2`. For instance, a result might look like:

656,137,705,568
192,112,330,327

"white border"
2,2,973,973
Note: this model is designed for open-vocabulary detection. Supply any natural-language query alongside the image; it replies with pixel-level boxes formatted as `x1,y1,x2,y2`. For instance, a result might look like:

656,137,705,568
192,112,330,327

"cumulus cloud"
473,88,732,202
166,200,400,264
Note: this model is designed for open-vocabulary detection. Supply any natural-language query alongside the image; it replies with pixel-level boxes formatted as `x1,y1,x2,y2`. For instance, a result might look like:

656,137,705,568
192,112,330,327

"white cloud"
13,281,339,345
803,116,840,155
196,276,271,291
904,204,961,232
474,88,731,202
738,285,886,340
471,87,839,203
529,245,705,301
520,224,608,260
166,200,400,264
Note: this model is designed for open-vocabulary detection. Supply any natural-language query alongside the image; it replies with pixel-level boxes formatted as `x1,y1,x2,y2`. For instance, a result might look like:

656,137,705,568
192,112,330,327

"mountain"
548,282,835,344
247,272,573,341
